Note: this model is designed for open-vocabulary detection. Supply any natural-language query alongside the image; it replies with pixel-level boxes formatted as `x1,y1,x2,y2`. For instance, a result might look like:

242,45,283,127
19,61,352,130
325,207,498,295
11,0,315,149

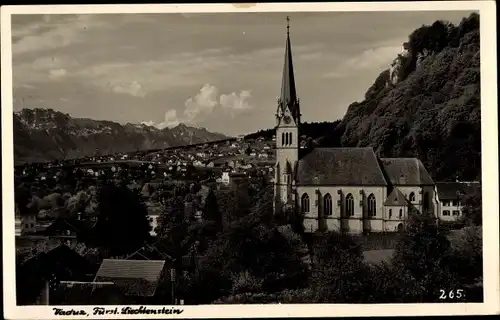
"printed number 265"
439,289,464,299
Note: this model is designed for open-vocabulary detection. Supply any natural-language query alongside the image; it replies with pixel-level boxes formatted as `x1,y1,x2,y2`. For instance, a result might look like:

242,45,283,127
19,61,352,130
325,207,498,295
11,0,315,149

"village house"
221,171,231,185
436,181,480,222
43,218,95,246
51,281,124,305
93,259,169,304
15,203,37,236
17,244,94,305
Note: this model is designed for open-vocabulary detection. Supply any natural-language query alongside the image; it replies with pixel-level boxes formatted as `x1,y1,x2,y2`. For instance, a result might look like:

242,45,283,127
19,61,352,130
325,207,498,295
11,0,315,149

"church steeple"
274,16,300,217
278,16,300,123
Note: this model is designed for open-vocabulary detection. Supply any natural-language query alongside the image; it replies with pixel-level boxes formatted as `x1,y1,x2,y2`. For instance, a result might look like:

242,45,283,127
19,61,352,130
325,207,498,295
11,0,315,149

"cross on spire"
286,16,290,34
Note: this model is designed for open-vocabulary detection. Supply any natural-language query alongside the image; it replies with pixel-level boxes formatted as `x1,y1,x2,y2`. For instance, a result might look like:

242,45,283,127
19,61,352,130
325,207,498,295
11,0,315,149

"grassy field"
352,233,402,251
363,249,394,264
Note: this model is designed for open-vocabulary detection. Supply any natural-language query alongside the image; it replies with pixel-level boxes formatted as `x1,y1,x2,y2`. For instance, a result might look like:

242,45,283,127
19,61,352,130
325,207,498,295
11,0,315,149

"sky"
11,11,472,136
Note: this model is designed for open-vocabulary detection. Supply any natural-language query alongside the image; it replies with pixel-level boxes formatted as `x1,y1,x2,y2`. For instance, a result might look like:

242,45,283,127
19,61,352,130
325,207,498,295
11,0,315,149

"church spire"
278,16,300,123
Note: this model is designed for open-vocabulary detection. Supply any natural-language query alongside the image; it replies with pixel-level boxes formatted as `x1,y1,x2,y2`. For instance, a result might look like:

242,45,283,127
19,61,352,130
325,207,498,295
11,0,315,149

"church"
273,18,438,234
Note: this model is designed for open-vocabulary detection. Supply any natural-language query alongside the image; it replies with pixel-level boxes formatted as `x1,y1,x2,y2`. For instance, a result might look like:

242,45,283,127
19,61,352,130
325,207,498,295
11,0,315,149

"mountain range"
13,108,228,163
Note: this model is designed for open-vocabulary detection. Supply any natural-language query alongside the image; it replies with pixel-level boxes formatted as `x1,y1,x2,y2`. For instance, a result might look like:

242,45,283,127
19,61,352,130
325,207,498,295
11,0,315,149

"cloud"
322,45,400,79
344,45,401,70
184,84,219,121
142,109,180,129
64,48,235,94
31,56,80,70
142,84,253,128
49,68,68,79
12,15,100,55
220,90,252,112
110,80,146,97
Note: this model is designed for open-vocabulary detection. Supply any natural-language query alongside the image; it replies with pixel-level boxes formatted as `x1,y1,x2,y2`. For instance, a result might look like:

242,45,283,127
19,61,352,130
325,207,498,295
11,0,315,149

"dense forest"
321,13,481,181
245,120,341,142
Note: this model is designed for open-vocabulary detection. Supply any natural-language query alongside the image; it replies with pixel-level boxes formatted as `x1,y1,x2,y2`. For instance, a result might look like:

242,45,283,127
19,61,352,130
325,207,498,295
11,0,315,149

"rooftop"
94,259,166,297
379,158,434,186
297,148,387,186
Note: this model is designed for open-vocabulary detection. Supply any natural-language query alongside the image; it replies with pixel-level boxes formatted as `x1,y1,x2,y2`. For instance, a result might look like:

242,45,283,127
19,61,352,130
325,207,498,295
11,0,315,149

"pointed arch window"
389,209,392,218
301,193,310,214
399,209,403,218
409,192,416,202
323,193,332,216
423,192,430,211
289,132,293,145
282,133,285,146
367,193,376,217
345,193,354,217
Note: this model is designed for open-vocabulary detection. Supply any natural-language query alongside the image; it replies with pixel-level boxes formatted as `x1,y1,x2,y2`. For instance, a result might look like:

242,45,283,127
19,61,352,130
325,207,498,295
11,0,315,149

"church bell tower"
274,16,301,215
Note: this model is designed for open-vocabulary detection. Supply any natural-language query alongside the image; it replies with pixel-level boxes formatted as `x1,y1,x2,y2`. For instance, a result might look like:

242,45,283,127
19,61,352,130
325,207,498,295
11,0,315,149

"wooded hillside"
323,13,480,181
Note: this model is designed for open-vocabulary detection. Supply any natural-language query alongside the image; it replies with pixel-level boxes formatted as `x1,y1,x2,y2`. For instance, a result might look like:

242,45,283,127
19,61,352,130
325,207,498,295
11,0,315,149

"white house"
435,181,480,222
221,172,230,185
15,203,37,236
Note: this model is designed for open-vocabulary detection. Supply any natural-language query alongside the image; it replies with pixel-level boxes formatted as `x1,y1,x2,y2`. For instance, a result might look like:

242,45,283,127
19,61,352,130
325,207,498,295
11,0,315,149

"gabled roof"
51,281,123,305
296,148,387,186
19,245,91,283
384,188,411,206
94,259,166,297
125,243,174,261
379,158,434,185
43,218,94,236
436,181,480,200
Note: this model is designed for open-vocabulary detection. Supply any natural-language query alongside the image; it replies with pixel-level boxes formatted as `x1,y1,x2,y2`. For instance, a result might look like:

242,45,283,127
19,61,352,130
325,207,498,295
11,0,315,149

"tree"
445,226,482,284
309,231,373,303
65,190,92,219
216,183,252,226
390,212,458,301
94,184,152,257
155,195,189,261
203,189,222,230
460,184,482,226
181,186,307,304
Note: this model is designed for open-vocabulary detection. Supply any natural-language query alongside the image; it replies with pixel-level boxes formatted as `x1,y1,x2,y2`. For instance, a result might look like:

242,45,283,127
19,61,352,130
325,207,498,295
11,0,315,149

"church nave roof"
296,147,387,186
380,158,434,186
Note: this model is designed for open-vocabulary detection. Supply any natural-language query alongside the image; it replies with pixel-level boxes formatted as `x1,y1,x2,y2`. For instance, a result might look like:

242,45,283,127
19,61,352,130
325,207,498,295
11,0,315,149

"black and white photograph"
2,2,499,318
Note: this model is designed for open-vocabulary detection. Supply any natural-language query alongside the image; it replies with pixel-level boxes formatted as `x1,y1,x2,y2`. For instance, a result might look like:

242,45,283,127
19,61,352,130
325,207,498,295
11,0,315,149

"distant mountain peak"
13,108,228,163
